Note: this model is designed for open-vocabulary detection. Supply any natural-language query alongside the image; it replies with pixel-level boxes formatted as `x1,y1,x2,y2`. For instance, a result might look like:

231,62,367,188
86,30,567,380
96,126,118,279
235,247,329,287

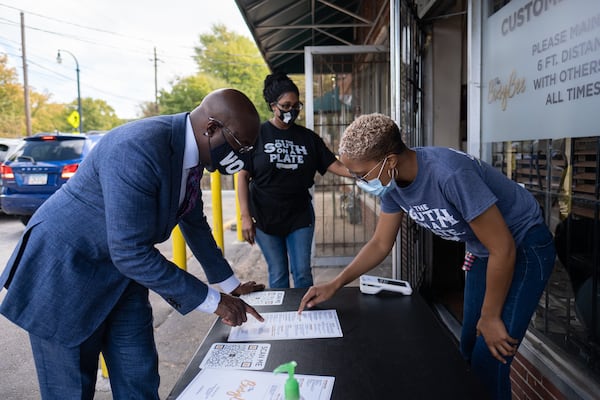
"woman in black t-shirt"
238,72,350,288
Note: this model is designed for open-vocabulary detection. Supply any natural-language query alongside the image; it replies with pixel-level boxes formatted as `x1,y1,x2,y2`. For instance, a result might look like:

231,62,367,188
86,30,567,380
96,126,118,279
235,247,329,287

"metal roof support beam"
364,0,390,45
267,50,305,54
263,29,305,51
264,29,308,66
246,0,269,13
258,12,308,44
254,23,370,30
271,51,305,69
314,27,354,46
252,1,308,31
317,0,372,24
306,44,388,54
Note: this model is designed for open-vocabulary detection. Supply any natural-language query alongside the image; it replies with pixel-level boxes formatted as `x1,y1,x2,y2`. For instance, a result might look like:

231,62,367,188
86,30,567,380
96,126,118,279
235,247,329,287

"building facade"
235,0,600,397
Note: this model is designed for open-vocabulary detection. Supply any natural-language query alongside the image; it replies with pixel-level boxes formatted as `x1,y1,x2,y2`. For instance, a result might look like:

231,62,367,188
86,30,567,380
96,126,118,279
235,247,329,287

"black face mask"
206,139,245,175
277,108,300,125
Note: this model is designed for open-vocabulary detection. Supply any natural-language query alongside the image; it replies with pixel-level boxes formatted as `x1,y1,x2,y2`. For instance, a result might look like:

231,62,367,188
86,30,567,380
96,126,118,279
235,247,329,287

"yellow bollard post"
233,172,244,242
100,353,108,378
172,225,187,271
210,171,224,251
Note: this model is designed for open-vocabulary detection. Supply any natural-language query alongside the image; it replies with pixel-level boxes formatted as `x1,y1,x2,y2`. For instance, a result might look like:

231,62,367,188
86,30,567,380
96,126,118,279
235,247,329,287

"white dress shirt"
183,116,240,313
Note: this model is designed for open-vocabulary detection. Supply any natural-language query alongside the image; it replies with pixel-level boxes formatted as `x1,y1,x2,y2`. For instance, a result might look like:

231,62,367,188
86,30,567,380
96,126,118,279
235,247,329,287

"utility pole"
20,12,32,136
151,47,162,115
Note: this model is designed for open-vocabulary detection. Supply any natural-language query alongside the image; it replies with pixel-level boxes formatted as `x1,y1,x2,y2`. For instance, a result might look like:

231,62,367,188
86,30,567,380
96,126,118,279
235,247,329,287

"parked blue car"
0,132,104,225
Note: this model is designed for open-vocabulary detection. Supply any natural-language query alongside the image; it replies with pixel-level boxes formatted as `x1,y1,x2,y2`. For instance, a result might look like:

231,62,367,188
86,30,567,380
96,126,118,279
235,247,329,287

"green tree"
194,24,270,121
30,91,68,133
0,54,25,136
29,97,121,133
158,73,228,115
2,54,123,135
138,100,159,118
76,98,123,132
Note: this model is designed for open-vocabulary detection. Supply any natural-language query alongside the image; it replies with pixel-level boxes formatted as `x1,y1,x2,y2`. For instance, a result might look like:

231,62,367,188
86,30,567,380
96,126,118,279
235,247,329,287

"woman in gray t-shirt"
298,113,556,400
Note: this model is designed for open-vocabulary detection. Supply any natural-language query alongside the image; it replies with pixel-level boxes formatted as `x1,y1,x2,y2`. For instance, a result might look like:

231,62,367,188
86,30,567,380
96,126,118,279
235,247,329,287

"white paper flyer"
176,368,335,400
228,310,343,342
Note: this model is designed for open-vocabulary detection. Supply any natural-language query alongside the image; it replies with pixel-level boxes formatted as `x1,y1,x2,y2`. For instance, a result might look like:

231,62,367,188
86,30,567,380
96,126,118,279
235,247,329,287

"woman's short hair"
339,113,406,161
263,72,300,107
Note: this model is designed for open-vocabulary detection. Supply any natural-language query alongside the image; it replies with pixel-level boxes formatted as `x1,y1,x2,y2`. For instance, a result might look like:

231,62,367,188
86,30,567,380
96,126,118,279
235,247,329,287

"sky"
0,0,253,120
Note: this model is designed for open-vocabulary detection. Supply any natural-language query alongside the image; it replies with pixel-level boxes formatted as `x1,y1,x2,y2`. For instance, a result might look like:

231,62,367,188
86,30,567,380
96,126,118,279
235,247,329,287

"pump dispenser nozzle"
273,361,300,400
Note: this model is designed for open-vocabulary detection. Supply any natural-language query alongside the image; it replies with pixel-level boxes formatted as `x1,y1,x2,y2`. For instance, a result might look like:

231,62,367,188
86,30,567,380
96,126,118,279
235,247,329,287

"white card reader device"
359,275,413,295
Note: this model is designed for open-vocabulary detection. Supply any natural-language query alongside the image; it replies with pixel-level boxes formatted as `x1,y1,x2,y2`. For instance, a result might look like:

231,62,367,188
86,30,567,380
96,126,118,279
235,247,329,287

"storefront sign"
482,0,600,141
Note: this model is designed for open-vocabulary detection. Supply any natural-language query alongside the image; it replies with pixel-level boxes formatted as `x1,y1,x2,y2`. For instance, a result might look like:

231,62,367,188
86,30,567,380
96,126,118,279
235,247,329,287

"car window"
0,144,10,163
0,140,20,163
10,138,85,162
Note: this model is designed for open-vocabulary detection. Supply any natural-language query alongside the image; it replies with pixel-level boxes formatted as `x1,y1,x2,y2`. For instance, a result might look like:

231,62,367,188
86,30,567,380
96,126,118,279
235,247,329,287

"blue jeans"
255,225,315,288
460,224,556,400
29,281,159,399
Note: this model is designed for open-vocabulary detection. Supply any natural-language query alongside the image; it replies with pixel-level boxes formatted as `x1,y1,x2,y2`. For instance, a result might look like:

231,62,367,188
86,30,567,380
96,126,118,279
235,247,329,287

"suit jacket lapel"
168,113,188,227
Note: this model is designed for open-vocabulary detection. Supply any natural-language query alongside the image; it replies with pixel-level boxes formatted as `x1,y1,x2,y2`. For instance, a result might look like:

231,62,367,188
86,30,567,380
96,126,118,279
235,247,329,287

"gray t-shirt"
381,147,543,257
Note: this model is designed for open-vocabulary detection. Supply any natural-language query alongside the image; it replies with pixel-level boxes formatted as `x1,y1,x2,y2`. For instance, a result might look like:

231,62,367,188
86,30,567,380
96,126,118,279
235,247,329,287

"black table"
168,287,489,399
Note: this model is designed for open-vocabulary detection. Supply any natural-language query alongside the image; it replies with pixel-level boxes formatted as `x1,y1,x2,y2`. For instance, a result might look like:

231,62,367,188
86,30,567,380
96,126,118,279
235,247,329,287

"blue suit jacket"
0,113,235,346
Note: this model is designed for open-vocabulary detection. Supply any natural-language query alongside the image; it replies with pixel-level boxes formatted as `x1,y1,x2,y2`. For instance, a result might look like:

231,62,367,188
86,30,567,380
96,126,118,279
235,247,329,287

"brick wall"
511,353,568,400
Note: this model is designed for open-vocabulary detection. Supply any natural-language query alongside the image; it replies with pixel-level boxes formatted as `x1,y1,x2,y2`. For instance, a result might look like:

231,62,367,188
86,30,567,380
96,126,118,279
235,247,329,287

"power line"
2,47,147,105
1,12,174,61
0,2,154,44
3,53,147,104
0,3,198,54
0,3,265,117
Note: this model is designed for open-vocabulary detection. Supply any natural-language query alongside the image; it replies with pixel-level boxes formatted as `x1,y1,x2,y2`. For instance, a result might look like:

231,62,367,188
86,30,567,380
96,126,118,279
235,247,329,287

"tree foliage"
193,24,271,121
0,54,124,136
29,91,67,133
138,101,159,119
156,25,270,120
2,25,272,136
158,73,228,115
0,54,25,136
76,98,123,132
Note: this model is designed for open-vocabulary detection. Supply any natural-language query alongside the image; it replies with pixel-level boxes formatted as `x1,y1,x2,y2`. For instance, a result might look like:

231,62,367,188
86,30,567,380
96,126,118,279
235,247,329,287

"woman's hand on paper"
297,281,339,313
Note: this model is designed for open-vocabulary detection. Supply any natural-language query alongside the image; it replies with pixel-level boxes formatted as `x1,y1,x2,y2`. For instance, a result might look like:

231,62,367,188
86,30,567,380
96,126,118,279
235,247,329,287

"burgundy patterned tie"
177,166,201,218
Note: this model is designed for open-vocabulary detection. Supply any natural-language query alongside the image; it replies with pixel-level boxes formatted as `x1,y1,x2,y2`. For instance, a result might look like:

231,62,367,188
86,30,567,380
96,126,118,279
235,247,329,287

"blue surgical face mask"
356,176,397,197
355,158,397,197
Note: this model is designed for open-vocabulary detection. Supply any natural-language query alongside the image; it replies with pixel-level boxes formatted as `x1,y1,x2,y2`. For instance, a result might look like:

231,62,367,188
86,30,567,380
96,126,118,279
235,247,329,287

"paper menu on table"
228,310,343,342
176,368,335,400
240,291,285,306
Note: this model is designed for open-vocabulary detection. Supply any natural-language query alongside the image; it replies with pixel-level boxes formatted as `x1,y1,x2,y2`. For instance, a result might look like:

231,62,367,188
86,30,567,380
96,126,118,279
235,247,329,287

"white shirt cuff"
218,275,241,294
196,287,220,313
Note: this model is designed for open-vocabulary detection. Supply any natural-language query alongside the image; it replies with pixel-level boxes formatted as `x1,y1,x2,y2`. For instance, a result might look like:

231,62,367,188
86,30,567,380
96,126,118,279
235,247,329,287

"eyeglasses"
208,117,254,154
349,157,388,183
273,102,303,112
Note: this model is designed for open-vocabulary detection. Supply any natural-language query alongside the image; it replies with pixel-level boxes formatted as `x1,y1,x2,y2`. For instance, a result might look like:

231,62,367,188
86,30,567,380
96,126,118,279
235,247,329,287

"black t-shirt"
243,121,337,235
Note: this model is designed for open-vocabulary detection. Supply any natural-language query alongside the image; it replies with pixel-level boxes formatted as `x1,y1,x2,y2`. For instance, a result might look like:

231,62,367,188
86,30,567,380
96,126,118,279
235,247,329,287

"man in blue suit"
0,88,265,399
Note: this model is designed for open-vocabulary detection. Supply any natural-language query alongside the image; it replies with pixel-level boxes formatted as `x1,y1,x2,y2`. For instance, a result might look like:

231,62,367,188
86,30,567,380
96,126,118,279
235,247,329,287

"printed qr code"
200,343,269,370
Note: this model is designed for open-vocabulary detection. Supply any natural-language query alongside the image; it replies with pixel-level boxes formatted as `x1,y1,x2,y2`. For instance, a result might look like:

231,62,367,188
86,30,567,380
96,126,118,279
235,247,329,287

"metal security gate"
305,45,390,268
390,0,427,287
304,1,425,290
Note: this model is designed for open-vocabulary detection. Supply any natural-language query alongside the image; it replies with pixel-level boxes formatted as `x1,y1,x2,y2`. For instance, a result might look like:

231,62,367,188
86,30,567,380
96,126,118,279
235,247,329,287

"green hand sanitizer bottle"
273,361,300,400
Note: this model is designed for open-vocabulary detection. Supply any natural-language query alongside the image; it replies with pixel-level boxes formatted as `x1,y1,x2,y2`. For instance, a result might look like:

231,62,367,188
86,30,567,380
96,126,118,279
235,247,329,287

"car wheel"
19,216,31,226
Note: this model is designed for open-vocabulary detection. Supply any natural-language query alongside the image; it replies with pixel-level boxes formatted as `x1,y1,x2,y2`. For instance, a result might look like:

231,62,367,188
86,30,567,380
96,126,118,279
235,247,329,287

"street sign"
67,111,80,129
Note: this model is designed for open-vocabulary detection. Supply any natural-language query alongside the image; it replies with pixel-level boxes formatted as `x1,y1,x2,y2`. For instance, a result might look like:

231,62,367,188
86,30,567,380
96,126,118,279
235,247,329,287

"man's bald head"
190,88,260,146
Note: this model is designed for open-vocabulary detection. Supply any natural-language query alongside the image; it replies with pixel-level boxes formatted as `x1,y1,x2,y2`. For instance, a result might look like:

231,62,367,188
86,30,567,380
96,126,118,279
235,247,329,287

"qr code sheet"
199,343,270,370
